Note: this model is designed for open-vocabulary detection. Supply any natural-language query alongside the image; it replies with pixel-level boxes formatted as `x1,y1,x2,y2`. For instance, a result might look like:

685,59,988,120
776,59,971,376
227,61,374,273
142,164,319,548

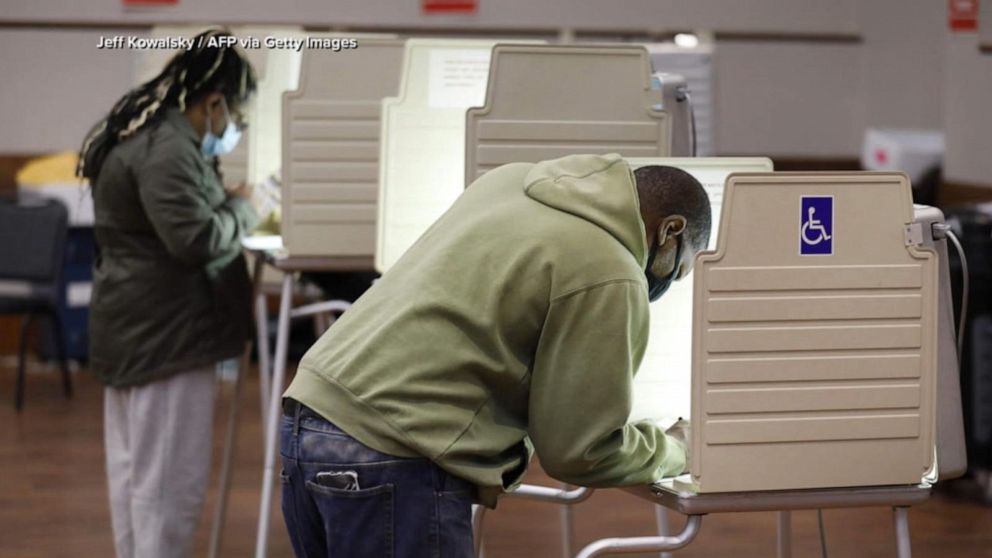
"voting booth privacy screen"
379,42,693,274
281,36,405,257
377,39,506,272
687,173,939,493
624,158,774,426
464,44,687,185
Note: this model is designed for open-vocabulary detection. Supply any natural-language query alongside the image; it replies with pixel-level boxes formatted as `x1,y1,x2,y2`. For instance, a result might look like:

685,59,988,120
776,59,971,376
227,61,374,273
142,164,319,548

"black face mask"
644,233,684,302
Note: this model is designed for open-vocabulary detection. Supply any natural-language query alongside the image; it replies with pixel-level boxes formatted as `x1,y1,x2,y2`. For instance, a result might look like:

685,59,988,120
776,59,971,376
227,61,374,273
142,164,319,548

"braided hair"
77,28,257,182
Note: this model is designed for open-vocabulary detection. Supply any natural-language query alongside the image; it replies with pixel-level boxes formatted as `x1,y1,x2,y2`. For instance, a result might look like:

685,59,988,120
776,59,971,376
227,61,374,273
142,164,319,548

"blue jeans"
280,400,476,558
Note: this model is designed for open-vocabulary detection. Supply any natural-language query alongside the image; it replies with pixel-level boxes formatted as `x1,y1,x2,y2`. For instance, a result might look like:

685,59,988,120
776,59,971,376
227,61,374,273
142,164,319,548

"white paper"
428,49,492,109
242,234,284,252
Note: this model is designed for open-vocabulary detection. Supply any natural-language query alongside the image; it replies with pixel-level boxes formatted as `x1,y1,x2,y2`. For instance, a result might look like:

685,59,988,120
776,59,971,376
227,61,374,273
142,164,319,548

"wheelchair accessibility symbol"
800,196,833,255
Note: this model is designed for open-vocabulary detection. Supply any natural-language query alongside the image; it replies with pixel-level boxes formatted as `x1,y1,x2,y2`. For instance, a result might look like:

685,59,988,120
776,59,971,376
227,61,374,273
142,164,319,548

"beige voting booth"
218,27,303,187
575,173,966,558
377,39,506,272
688,173,939,493
281,36,405,257
464,44,690,185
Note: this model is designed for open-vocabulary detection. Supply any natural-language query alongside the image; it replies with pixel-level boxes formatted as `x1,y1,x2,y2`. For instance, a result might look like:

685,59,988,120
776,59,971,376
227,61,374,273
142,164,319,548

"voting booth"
619,165,965,493
281,36,405,257
242,28,303,188
217,27,303,188
687,173,944,493
377,39,506,272
379,41,692,274
571,170,967,558
464,44,691,186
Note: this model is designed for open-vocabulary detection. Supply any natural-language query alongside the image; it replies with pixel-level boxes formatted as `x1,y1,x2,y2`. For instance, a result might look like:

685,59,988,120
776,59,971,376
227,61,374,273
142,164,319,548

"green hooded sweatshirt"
285,153,686,507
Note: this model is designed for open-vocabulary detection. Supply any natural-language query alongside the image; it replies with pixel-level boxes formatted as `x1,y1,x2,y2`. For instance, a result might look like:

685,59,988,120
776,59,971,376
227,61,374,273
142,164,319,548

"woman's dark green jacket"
89,108,258,387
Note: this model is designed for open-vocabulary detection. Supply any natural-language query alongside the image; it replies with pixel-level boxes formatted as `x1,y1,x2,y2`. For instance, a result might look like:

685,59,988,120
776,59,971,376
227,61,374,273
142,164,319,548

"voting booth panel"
688,173,939,493
216,27,303,188
282,37,404,257
915,205,968,481
464,45,687,186
624,157,774,426
377,39,507,272
242,28,303,188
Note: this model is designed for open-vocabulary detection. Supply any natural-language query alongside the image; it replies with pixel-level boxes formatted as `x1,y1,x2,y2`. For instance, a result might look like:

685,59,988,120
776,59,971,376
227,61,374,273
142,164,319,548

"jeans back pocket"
305,480,395,558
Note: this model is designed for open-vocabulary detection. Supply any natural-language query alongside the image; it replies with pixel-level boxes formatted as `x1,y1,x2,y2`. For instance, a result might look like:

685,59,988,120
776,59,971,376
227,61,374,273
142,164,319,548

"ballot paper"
625,158,773,425
428,49,492,109
251,173,282,224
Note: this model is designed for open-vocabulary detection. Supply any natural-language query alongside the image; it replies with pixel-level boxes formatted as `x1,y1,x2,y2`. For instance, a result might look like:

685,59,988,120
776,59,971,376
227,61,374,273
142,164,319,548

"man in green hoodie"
280,153,711,558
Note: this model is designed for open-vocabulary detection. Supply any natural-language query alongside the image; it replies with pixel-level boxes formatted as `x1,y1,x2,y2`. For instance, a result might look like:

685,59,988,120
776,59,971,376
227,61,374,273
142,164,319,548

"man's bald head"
634,165,711,251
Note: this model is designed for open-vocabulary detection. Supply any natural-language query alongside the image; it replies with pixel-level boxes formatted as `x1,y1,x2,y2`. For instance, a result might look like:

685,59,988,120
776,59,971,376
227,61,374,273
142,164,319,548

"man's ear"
656,215,687,246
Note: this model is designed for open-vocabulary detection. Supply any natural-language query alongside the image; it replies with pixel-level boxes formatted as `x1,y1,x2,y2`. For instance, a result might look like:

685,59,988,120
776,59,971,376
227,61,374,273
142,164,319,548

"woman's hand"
226,181,254,201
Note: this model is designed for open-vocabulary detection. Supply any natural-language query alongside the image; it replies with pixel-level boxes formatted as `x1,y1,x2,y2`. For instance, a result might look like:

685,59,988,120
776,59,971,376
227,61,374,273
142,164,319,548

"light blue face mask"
201,98,242,157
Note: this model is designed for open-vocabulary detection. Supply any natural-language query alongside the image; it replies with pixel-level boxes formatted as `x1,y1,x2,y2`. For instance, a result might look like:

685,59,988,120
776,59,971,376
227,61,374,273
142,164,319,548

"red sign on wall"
949,0,979,31
423,0,477,14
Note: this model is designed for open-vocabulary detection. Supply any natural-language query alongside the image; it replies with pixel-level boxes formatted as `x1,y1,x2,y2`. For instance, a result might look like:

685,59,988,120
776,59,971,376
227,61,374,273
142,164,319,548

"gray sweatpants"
103,365,217,558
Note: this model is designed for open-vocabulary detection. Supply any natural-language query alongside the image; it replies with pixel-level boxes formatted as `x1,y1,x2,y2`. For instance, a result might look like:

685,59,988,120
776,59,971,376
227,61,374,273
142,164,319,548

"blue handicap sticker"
800,196,833,255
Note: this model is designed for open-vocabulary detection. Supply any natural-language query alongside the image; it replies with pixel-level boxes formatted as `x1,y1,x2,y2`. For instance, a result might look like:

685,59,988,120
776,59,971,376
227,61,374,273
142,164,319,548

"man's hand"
665,419,691,474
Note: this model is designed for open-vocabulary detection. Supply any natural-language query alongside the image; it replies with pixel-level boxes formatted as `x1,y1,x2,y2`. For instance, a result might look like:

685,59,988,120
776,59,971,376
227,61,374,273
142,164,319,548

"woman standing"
77,29,258,558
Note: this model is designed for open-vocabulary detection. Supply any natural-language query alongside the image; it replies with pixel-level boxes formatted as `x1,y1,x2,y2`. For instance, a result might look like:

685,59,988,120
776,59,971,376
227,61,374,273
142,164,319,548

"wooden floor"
3,361,992,558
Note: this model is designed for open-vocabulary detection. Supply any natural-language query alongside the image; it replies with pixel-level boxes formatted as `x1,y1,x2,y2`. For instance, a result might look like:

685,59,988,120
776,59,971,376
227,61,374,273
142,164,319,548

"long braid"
77,28,256,182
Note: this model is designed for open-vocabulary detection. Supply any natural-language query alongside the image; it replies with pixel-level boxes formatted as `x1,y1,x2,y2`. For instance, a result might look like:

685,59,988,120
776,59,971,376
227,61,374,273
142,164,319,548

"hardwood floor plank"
2,361,991,557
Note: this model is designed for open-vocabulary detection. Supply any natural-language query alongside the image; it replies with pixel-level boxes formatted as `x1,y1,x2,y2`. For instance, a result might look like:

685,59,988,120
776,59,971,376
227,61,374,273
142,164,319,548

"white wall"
943,33,992,185
0,28,139,153
714,40,863,157
1,0,861,35
0,0,986,182
859,0,945,130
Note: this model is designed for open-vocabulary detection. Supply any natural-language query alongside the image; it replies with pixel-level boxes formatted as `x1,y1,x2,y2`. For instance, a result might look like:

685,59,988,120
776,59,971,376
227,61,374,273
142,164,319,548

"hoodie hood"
524,153,648,266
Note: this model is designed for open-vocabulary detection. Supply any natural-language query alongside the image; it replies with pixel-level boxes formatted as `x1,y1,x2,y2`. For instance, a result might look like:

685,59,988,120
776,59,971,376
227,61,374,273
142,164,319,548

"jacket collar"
164,107,202,146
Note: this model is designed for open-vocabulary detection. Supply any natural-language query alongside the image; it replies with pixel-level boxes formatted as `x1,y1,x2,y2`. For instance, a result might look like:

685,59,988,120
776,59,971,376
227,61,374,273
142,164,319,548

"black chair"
0,196,72,411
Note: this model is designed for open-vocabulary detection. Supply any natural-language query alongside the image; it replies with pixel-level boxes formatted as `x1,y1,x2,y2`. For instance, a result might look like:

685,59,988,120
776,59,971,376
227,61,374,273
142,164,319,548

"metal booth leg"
776,511,792,558
561,483,576,558
654,505,673,558
254,272,294,558
252,256,272,427
208,255,268,558
472,504,487,558
893,507,912,558
574,515,702,558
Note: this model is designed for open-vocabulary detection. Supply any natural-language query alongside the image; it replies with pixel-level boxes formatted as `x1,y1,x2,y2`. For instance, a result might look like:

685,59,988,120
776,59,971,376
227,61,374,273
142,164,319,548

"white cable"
682,90,697,157
946,229,969,363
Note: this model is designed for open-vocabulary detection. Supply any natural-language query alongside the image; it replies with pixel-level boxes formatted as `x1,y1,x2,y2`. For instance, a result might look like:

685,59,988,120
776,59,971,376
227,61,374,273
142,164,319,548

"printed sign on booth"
800,196,834,256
